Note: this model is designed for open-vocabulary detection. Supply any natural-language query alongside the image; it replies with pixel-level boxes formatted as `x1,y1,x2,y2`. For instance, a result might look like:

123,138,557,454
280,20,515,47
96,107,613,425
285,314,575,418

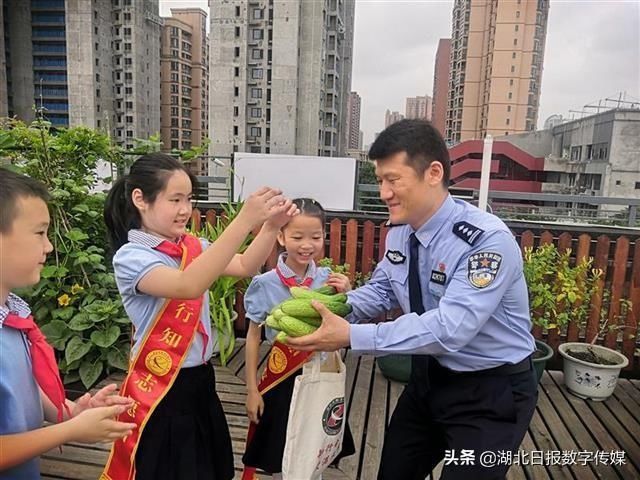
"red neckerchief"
4,313,71,422
275,264,313,288
154,236,209,362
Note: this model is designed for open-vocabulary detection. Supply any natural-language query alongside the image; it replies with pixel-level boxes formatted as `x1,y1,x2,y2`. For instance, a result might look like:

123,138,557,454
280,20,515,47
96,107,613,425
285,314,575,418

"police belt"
427,354,533,377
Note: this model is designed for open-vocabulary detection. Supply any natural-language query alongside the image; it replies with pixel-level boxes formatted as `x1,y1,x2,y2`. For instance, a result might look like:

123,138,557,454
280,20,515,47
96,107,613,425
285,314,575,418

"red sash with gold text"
242,267,315,479
101,234,204,480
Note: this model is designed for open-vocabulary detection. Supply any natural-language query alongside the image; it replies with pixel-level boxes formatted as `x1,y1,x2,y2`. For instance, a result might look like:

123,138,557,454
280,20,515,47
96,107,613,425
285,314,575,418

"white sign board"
232,153,357,211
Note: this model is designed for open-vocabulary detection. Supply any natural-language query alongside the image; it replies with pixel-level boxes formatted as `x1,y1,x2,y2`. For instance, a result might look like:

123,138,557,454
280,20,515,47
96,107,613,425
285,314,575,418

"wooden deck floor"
41,341,640,480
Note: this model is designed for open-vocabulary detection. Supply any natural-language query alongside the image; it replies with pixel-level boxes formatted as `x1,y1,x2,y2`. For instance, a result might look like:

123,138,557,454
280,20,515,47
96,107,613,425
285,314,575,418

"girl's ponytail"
103,152,198,252
104,175,139,251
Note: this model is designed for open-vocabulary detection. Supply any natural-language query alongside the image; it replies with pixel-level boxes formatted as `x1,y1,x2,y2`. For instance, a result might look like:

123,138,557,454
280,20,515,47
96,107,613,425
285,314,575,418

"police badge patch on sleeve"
385,250,406,264
467,252,502,288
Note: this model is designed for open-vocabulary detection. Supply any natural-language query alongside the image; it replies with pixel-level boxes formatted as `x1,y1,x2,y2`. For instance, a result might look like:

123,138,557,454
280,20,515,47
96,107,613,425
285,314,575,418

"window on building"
506,118,510,126
513,38,518,46
233,125,239,135
234,46,240,57
126,115,133,123
234,86,239,96
124,13,131,21
235,26,241,37
508,92,513,100
251,88,262,98
235,67,240,77
510,79,514,86
250,107,261,118
235,6,241,16
515,25,519,32
96,89,100,98
507,105,511,112
252,49,263,59
253,8,263,19
252,68,263,79
511,65,515,73
95,73,100,82
252,29,263,40
250,126,261,137
234,106,239,116
516,10,520,18
512,52,516,59
616,180,622,186
635,182,640,190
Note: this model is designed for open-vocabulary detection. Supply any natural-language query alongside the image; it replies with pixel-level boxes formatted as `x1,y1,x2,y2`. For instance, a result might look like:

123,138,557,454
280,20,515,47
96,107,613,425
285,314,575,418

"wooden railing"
191,208,640,375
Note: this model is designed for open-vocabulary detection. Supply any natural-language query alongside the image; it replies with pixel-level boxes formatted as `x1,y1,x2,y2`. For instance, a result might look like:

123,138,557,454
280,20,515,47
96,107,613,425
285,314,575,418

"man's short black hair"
0,168,50,233
368,119,450,185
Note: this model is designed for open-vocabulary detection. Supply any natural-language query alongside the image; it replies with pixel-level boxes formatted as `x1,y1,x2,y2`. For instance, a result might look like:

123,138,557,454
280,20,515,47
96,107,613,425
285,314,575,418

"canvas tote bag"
282,352,347,480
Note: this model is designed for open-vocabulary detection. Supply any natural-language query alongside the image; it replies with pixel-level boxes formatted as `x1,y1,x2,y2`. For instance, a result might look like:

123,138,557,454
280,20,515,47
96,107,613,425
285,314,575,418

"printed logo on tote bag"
321,397,345,435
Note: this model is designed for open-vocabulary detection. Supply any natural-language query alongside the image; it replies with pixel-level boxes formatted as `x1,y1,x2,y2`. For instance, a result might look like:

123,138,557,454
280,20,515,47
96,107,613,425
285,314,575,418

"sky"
160,0,640,145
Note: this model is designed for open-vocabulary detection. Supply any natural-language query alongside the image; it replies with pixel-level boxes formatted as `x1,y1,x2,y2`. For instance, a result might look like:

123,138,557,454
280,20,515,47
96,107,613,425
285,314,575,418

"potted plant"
523,244,599,383
558,290,631,401
197,202,252,365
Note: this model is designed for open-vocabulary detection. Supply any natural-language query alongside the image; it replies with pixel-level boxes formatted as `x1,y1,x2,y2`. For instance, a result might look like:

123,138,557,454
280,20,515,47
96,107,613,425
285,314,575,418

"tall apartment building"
346,91,361,150
209,0,355,161
431,38,451,136
0,5,7,117
160,8,209,173
1,0,161,149
445,0,550,143
385,109,404,128
405,95,432,120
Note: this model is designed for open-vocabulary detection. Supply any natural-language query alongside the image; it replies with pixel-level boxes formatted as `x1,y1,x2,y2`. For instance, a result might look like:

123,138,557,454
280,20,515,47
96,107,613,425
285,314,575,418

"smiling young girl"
102,153,297,480
242,198,354,479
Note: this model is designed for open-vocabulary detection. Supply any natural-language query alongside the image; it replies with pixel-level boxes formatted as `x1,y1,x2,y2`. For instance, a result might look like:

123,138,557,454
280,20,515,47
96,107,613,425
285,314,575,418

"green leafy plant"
523,243,602,333
196,202,252,366
592,289,633,345
317,258,372,288
1,117,129,388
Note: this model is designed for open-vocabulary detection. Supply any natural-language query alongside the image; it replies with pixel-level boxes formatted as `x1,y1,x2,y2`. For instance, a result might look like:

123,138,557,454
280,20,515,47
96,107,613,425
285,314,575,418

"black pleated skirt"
134,363,234,480
242,370,356,474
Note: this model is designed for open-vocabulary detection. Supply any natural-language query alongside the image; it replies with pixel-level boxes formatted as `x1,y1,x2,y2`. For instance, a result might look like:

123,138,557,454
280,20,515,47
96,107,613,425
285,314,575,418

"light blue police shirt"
113,230,213,368
244,253,331,343
348,195,536,371
0,293,44,479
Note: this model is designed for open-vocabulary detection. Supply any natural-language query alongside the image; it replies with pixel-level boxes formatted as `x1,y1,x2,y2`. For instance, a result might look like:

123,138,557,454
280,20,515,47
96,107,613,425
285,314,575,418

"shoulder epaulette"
453,221,484,246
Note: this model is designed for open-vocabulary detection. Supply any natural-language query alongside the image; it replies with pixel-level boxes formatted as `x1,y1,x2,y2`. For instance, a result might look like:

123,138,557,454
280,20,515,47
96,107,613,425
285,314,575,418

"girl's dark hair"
287,198,326,229
104,153,198,250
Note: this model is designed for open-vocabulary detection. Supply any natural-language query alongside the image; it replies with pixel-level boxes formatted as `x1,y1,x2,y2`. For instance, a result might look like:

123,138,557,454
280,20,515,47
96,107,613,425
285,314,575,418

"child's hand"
67,405,136,443
326,273,351,293
71,384,133,417
265,198,300,230
246,389,264,424
239,187,285,229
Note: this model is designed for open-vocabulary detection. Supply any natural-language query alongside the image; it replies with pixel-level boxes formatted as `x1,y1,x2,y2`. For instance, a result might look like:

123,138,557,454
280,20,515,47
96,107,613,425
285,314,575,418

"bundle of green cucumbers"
265,285,352,342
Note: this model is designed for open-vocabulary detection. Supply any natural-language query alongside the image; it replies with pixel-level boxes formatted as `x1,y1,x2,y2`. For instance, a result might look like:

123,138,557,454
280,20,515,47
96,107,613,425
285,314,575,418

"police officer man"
288,119,538,479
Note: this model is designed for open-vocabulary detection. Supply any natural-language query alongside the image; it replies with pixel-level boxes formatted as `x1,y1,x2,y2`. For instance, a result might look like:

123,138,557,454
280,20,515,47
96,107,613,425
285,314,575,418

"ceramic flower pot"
558,342,629,401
